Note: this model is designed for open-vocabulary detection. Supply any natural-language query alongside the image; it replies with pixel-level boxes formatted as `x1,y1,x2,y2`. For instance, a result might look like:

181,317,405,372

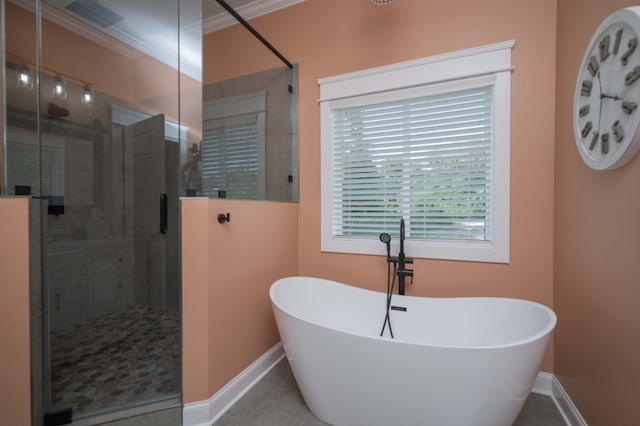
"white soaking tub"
270,276,556,426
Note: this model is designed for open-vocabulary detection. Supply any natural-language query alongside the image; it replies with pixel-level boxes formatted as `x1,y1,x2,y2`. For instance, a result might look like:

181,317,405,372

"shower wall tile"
47,238,137,331
134,244,149,306
110,126,127,238
119,241,136,308
64,138,94,206
51,280,91,331
47,245,89,331
29,198,45,426
147,237,167,309
29,198,44,317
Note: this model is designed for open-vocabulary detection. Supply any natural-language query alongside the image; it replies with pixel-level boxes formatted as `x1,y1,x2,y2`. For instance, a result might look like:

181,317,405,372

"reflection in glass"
201,65,298,202
16,66,34,89
52,76,67,100
81,85,93,107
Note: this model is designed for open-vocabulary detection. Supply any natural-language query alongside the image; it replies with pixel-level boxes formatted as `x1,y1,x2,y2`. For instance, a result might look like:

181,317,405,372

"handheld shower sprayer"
379,231,395,338
379,233,392,259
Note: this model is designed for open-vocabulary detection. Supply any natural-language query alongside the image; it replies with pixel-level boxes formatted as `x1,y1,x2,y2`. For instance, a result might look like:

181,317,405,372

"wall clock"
574,7,640,170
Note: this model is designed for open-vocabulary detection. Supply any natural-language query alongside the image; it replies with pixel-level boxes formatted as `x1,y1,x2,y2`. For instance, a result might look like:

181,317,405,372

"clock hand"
596,71,604,133
600,93,624,101
597,74,624,101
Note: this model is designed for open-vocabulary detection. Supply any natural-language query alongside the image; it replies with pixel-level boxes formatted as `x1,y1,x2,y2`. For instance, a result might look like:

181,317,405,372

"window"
201,92,266,199
319,41,513,263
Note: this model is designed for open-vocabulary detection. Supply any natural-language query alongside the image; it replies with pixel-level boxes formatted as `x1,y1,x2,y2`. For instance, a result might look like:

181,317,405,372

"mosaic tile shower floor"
50,305,180,417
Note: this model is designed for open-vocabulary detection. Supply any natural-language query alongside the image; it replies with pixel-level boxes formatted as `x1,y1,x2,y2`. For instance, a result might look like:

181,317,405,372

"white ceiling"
10,0,304,81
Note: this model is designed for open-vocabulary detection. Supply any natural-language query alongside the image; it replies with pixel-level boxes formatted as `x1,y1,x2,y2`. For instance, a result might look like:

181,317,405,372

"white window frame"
319,41,514,263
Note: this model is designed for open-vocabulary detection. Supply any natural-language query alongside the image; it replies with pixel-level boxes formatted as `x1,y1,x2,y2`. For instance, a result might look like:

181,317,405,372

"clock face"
574,7,640,170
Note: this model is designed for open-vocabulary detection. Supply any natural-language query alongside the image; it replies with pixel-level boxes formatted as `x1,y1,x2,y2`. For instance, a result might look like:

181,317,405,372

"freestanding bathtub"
270,276,556,426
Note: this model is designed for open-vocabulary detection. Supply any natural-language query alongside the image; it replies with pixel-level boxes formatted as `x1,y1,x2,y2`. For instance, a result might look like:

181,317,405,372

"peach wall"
181,199,210,403
181,199,298,402
554,1,640,423
205,0,558,371
0,198,31,425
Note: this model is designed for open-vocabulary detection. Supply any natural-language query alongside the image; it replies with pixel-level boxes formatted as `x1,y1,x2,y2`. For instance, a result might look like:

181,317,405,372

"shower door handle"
160,192,168,235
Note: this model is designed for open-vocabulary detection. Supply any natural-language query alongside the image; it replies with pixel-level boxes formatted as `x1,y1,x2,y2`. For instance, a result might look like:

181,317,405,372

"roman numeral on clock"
587,56,599,77
612,120,624,142
589,132,599,151
625,66,640,85
621,37,638,65
601,133,610,154
614,29,624,55
600,34,611,61
622,101,638,114
579,105,590,117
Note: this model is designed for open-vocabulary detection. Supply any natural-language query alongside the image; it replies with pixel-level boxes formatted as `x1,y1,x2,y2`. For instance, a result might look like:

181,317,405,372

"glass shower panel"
2,0,183,421
3,3,46,424
201,65,297,201
201,0,298,202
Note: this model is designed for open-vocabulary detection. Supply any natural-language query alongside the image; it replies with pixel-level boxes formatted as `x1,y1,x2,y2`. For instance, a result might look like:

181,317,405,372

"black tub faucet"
397,219,413,295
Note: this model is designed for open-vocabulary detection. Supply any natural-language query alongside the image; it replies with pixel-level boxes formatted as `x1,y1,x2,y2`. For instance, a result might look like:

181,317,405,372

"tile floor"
215,358,567,426
94,405,181,426
50,305,181,417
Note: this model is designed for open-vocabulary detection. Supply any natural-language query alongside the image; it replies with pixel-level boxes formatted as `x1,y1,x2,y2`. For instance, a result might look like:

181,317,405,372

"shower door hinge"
288,84,293,93
44,407,72,426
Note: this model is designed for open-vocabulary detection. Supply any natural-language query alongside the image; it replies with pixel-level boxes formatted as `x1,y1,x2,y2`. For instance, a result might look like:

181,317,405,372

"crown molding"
203,0,306,34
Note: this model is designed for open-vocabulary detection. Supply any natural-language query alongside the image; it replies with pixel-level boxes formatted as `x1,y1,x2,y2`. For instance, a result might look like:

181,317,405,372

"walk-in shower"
2,0,201,423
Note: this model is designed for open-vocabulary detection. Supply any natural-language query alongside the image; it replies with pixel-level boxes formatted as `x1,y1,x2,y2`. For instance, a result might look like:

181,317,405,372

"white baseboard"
531,372,587,426
531,371,555,395
182,343,285,426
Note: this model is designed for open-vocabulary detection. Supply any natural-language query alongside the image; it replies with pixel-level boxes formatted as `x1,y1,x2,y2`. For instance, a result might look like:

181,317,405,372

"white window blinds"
201,119,259,199
331,85,493,241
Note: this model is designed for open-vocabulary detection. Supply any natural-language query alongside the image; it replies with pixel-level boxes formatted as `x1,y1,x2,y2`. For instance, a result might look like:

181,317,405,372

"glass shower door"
45,113,180,420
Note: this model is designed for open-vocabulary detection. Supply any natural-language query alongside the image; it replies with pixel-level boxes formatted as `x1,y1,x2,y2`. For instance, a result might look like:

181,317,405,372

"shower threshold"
67,397,181,426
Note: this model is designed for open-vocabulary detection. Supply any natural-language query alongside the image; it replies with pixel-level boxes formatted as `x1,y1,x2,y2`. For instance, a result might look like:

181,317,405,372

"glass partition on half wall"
200,0,299,202
2,0,202,423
